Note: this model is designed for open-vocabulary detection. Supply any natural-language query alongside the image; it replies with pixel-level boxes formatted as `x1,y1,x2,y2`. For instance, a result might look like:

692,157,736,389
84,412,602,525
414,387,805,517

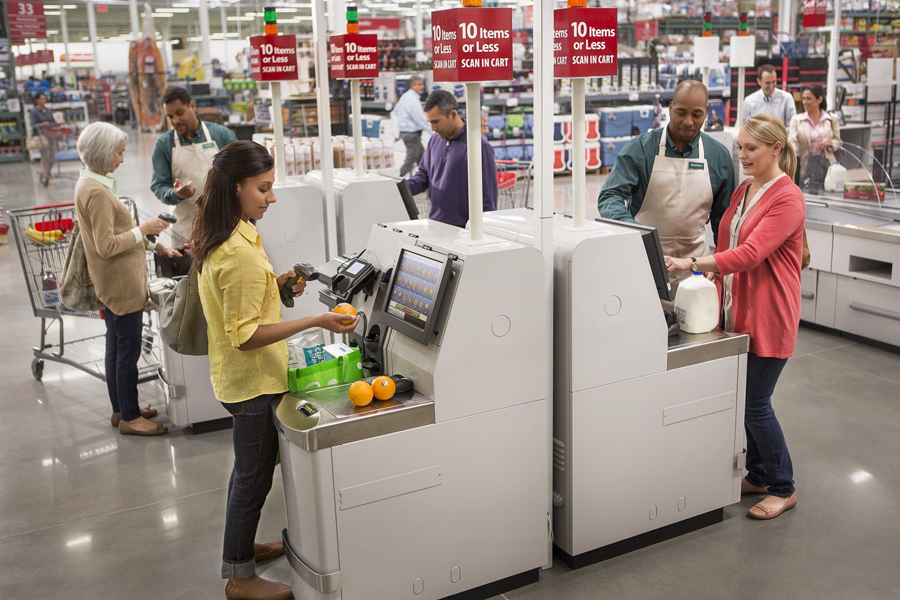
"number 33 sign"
9,1,47,44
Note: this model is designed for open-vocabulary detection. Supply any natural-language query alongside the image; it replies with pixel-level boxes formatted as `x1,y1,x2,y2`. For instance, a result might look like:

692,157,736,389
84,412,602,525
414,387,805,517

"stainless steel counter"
273,384,435,451
667,330,749,371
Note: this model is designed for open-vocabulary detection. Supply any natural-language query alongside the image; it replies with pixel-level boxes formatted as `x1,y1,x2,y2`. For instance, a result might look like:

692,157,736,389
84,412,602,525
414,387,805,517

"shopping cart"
38,122,81,178
496,159,533,210
7,200,183,382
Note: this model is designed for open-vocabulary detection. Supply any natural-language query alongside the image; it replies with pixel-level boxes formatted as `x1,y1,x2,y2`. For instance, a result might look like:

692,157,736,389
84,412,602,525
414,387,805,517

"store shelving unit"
23,100,89,161
0,0,26,163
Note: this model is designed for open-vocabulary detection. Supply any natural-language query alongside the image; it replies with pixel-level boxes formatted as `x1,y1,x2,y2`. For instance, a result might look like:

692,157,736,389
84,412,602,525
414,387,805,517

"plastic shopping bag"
287,348,364,394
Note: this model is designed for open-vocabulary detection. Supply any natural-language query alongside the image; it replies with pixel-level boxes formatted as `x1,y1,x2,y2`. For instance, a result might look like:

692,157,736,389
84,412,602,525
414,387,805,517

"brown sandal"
748,493,798,520
118,420,168,436
110,406,158,427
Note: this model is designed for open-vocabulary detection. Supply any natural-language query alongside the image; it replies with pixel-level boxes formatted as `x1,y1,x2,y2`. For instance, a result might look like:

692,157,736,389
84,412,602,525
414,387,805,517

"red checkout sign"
330,34,379,79
553,7,618,79
431,7,513,83
8,1,46,44
249,35,299,82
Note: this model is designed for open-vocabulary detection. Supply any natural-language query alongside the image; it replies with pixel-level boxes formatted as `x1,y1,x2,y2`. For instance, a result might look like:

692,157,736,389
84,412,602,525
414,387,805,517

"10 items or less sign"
249,35,299,82
554,7,617,79
431,8,513,82
330,34,379,79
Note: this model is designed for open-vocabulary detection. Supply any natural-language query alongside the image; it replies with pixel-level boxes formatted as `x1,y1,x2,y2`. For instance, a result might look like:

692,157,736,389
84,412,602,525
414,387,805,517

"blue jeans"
103,309,144,421
744,353,795,498
221,393,282,579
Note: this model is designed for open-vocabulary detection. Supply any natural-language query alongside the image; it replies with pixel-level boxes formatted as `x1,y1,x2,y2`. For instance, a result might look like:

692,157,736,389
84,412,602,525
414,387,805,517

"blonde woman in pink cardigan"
666,114,804,520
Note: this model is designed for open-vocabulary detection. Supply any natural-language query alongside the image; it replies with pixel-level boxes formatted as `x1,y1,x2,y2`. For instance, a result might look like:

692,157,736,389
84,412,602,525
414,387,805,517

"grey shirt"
742,88,797,125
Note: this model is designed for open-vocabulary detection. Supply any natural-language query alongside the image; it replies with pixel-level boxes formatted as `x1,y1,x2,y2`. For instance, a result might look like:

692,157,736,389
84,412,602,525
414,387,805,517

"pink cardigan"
713,176,806,358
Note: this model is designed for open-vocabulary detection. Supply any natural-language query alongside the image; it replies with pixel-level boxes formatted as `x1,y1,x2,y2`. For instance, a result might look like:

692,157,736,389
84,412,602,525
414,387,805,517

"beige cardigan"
74,178,150,315
788,111,842,176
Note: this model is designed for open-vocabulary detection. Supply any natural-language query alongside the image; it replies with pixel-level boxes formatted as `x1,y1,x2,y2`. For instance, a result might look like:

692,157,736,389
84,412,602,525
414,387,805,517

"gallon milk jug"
824,162,848,192
674,272,719,334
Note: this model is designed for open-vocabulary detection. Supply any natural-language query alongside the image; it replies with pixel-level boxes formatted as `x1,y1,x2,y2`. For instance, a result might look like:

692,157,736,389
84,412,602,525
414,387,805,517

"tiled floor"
1,129,898,600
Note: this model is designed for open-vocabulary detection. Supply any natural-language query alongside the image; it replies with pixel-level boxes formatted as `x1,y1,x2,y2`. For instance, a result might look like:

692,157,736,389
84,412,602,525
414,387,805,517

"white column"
826,0,843,111
236,6,242,39
736,67,746,127
328,0,346,33
85,0,100,78
533,0,555,570
129,0,140,39
313,0,339,259
415,0,424,51
465,82,483,242
220,6,230,72
572,78,586,227
60,7,70,70
351,79,364,178
198,0,212,80
272,83,287,184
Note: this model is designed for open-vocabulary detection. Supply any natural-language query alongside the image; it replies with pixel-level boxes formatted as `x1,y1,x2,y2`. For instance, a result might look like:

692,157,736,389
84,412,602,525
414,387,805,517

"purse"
59,222,106,312
159,266,209,355
26,136,43,151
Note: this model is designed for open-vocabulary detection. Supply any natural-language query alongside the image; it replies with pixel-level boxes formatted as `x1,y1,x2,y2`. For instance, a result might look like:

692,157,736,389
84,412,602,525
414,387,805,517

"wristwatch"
691,257,700,272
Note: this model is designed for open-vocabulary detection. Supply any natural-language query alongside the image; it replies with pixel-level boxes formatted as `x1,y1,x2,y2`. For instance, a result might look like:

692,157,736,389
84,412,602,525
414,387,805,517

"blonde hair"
741,114,797,179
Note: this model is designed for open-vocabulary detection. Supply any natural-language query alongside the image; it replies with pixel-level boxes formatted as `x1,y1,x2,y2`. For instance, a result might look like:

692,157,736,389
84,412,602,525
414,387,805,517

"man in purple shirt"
407,90,498,228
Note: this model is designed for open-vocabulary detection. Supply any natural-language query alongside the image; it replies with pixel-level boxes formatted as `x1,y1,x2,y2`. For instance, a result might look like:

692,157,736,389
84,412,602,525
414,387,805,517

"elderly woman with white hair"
75,122,180,436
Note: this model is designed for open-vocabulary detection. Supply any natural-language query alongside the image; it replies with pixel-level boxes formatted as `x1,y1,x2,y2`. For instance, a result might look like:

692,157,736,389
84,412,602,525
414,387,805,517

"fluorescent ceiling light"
45,11,61,15
153,12,175,17
275,7,297,13
163,7,190,12
227,15,254,20
172,2,197,6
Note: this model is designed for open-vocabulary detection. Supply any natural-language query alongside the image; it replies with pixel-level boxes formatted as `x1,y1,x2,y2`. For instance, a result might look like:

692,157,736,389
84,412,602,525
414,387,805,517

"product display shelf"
23,100,89,161
0,0,26,162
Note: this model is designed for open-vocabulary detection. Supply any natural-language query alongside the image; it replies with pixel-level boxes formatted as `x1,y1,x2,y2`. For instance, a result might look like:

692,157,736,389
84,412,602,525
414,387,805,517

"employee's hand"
664,256,693,274
704,271,716,281
139,217,170,237
173,178,196,200
277,269,307,297
317,313,359,335
156,243,183,259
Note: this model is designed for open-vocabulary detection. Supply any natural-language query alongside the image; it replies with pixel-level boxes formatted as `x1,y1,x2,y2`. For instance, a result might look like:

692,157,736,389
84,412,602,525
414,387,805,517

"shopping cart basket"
7,200,183,382
496,159,533,210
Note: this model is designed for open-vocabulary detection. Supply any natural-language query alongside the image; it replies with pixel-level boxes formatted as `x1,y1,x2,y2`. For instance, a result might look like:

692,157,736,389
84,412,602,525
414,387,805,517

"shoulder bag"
159,266,209,355
59,222,106,312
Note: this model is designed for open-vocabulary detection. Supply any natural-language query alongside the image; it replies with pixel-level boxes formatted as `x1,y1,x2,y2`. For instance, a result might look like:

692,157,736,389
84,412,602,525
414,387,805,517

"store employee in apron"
151,87,237,238
597,80,735,291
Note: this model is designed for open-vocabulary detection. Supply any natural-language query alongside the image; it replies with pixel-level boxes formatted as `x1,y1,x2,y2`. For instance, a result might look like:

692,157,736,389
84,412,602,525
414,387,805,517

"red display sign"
512,30,528,45
330,34,379,79
635,19,659,42
801,0,825,27
9,1,47,44
60,53,94,63
554,8,617,79
249,35,299,82
431,8,513,83
15,49,53,66
358,18,401,31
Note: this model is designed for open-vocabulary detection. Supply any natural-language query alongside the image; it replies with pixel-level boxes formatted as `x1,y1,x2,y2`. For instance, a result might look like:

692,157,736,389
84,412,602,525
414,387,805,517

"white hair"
77,122,128,174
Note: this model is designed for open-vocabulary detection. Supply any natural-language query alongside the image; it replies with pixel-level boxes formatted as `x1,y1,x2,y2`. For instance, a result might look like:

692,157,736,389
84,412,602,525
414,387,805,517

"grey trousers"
39,135,55,178
399,131,425,177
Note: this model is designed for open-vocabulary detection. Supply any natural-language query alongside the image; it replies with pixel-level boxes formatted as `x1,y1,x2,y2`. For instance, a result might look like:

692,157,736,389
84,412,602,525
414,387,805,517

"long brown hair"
190,140,274,271
742,114,798,180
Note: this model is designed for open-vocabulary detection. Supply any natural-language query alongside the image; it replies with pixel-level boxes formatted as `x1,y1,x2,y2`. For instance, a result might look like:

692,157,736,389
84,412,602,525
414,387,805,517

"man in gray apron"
597,80,736,293
151,87,237,238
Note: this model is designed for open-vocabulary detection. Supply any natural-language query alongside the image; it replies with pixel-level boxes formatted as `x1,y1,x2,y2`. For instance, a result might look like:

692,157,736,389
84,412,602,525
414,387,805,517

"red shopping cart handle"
32,202,76,210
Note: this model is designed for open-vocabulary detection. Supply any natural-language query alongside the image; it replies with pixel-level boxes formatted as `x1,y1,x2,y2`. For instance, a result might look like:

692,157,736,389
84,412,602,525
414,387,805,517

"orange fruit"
372,376,396,401
333,303,358,325
348,381,373,406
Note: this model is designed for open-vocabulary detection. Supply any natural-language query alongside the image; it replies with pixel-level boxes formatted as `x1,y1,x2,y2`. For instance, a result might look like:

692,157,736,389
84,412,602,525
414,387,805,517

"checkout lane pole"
735,67,745,127
351,79,364,178
826,0,843,113
313,0,339,259
271,83,287,185
60,7,70,71
533,0,555,570
572,78,586,228
466,82,484,242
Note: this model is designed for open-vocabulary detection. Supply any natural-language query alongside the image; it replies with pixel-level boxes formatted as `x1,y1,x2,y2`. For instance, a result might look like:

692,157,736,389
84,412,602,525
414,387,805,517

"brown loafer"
748,492,798,520
110,406,158,428
118,419,168,436
254,542,284,562
741,478,769,495
225,576,292,600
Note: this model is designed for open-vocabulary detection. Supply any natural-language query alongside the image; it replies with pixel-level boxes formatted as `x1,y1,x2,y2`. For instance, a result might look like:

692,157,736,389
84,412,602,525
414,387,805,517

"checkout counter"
802,196,900,348
274,220,550,600
482,209,749,569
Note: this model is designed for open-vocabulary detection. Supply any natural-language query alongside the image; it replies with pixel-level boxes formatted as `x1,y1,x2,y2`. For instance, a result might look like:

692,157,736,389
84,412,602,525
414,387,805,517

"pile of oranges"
348,376,397,407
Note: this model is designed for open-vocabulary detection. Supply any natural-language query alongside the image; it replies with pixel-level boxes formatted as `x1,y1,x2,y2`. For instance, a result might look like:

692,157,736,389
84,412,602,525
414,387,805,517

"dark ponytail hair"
803,85,827,112
191,140,274,271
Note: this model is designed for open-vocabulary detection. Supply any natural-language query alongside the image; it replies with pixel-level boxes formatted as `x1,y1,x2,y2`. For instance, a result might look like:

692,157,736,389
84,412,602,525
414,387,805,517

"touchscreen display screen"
386,250,444,330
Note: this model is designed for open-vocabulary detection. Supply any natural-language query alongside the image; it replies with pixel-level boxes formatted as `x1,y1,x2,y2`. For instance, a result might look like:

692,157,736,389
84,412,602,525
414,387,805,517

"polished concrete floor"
1,129,899,600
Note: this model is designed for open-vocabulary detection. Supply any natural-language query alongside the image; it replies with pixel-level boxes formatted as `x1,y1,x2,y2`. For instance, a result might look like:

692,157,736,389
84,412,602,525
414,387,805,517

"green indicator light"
264,6,277,23
347,5,358,22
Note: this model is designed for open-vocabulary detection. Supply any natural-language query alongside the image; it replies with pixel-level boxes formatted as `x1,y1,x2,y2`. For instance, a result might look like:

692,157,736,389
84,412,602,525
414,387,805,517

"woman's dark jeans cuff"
222,557,256,579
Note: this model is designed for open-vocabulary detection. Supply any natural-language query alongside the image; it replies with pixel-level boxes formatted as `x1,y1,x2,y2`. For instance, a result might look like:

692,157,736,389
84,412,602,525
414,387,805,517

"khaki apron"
171,121,219,238
636,134,714,294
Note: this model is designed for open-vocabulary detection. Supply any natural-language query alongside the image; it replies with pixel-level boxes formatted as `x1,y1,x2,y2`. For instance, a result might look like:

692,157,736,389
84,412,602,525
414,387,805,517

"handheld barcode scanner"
147,213,177,242
280,262,321,308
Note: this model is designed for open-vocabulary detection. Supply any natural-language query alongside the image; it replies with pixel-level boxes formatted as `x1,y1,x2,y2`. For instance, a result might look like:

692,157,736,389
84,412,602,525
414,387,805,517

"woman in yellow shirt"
192,141,357,600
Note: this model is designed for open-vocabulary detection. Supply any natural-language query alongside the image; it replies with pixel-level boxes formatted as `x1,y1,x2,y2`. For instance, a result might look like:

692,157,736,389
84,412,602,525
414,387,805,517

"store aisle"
0,129,898,600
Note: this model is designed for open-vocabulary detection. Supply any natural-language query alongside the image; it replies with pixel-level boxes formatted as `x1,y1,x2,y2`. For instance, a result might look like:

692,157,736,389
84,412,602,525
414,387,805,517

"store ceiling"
26,0,481,47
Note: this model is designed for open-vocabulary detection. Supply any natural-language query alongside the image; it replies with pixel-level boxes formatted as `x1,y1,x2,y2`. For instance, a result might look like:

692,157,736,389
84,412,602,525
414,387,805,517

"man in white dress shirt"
391,75,430,177
742,64,797,126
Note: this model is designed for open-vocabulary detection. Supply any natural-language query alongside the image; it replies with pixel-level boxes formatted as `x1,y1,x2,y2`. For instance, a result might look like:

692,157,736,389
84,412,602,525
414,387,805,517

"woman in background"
30,92,56,187
788,84,842,192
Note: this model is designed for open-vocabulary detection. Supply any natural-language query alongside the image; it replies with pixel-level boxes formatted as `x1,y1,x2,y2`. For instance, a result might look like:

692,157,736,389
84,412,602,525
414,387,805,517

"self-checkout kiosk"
482,209,749,568
273,220,550,600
